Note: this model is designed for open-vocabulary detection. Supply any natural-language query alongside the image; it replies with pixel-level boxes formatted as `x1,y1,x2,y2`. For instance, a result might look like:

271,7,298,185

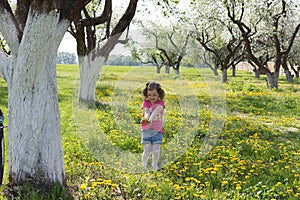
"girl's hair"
142,81,165,100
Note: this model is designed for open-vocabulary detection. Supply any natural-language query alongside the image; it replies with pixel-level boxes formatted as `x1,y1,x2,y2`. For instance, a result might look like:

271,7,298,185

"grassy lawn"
0,64,299,199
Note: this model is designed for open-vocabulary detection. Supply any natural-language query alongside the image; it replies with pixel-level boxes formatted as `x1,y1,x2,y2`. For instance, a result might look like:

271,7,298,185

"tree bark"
284,69,294,82
7,11,69,185
253,69,260,78
173,67,180,75
165,65,170,74
78,55,105,104
232,65,236,77
221,68,227,83
282,57,293,82
156,66,161,74
266,71,279,89
213,67,218,76
0,0,93,190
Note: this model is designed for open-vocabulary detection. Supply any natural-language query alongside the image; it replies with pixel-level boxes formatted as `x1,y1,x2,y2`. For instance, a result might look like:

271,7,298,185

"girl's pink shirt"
141,100,165,133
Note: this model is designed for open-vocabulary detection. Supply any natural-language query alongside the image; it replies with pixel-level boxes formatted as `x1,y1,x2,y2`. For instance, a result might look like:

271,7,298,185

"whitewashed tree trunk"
6,11,69,185
78,55,105,104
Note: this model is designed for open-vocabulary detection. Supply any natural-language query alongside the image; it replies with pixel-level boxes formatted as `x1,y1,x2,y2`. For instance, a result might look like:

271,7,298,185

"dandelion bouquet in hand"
140,117,151,125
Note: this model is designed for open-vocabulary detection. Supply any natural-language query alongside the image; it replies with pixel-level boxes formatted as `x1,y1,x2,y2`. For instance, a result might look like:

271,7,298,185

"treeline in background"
56,53,141,66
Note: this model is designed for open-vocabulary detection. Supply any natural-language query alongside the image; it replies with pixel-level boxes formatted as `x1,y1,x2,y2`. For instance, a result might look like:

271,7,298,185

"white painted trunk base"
7,11,69,185
78,55,105,103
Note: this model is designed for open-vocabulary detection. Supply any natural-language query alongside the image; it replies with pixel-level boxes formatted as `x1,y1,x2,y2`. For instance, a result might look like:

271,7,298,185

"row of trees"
57,52,77,64
130,0,300,89
108,55,140,66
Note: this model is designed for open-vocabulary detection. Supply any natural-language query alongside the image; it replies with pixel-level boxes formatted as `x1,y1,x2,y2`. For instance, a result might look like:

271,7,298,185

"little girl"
140,81,165,170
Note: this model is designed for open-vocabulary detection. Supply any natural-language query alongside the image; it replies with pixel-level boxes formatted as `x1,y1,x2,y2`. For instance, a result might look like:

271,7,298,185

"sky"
58,32,77,54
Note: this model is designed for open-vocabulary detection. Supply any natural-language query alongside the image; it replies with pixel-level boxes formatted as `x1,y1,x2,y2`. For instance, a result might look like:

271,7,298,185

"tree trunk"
232,65,236,77
173,67,180,75
221,68,227,83
284,69,293,82
165,65,170,74
266,71,279,89
253,68,260,78
7,12,69,185
213,65,218,76
206,63,218,76
78,55,105,104
282,60,293,82
156,66,161,74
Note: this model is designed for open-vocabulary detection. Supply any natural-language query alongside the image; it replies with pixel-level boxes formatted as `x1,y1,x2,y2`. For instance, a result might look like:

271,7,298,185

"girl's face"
147,89,159,104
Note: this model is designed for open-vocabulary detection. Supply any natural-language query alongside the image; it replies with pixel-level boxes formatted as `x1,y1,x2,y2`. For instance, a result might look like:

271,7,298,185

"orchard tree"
131,24,190,74
69,0,138,104
186,0,244,82
268,0,300,83
129,0,191,75
226,0,300,88
194,22,244,82
0,0,91,188
131,47,166,73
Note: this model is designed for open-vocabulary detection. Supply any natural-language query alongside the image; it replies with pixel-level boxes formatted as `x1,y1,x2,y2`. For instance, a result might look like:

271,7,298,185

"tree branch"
0,1,21,54
80,0,112,26
98,0,138,59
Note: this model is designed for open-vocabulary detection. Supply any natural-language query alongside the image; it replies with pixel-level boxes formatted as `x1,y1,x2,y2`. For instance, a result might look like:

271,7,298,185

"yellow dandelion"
221,180,228,186
275,182,282,187
193,178,200,184
239,165,247,170
91,182,99,188
193,193,200,198
80,183,87,190
236,184,242,190
286,189,293,193
204,182,210,187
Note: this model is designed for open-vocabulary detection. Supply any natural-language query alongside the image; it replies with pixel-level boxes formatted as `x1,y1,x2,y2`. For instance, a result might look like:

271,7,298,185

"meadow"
0,65,299,199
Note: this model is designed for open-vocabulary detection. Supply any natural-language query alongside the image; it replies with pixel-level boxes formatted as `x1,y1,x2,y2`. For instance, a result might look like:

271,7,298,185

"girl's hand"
140,117,151,125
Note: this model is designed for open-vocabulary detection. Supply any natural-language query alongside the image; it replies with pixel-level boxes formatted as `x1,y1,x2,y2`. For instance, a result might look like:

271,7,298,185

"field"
0,65,299,199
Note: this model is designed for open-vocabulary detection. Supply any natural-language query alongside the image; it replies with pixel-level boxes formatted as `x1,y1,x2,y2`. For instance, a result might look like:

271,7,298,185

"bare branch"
80,0,112,26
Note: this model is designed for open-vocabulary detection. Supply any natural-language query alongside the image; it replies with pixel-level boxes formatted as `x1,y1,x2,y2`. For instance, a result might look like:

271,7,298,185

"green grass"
0,65,299,199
